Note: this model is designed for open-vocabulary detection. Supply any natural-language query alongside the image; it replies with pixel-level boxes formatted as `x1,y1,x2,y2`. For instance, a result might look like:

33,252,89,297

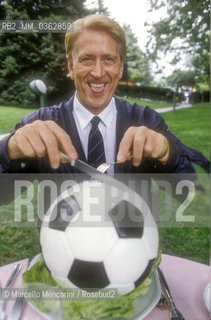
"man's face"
67,29,124,114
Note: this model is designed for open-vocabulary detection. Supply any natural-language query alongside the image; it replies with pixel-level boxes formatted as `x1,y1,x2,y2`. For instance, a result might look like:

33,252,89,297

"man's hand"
7,120,78,169
117,126,170,166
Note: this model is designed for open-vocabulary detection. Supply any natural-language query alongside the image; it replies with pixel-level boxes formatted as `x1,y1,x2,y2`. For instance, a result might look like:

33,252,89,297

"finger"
117,127,135,163
142,134,154,158
132,132,146,166
14,132,36,158
39,121,78,168
20,124,47,159
46,121,78,160
34,122,62,169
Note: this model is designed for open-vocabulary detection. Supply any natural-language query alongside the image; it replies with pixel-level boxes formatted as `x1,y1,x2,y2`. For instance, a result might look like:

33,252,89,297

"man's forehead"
74,29,118,48
73,29,119,53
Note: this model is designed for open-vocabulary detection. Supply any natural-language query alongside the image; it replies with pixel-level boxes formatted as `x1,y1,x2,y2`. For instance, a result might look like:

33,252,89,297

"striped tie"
88,116,106,168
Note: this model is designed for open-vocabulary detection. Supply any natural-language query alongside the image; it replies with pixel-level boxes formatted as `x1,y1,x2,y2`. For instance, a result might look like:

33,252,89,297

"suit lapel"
62,97,86,162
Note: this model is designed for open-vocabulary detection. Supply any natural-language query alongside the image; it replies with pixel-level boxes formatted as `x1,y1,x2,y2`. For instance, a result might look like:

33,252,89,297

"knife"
60,152,127,191
7,295,25,320
7,259,32,320
5,264,22,289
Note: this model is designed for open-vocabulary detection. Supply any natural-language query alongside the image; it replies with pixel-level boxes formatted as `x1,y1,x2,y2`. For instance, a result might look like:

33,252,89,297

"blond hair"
65,14,126,62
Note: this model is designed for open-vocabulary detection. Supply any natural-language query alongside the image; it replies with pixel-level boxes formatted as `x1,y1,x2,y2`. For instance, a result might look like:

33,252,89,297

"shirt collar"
73,93,116,130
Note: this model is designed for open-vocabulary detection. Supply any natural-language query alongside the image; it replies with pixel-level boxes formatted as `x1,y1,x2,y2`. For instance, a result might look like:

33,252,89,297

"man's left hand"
117,126,170,166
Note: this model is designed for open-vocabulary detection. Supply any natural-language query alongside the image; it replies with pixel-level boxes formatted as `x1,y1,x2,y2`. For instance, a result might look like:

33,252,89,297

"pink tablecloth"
0,254,210,320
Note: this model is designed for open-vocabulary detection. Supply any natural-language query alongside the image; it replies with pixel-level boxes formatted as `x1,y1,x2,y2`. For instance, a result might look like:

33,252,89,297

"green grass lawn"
0,103,210,266
0,105,36,134
0,99,171,134
162,103,210,159
118,97,172,110
157,103,210,264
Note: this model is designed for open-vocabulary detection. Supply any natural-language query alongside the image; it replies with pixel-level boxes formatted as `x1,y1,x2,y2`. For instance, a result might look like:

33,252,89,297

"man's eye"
104,57,115,65
81,57,93,64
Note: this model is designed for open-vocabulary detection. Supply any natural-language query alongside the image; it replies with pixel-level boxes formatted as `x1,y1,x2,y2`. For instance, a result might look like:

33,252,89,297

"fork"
96,162,116,173
158,266,185,320
0,263,22,320
156,293,170,311
96,156,134,173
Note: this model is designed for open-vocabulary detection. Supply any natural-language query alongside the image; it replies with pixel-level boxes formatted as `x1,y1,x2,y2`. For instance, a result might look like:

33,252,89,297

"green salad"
22,249,161,320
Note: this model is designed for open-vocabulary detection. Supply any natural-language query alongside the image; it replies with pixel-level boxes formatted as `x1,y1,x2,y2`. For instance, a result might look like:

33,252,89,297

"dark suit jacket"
0,95,209,174
0,95,209,210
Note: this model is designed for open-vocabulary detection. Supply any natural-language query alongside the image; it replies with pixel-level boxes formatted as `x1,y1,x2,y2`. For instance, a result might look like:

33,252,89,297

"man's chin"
83,98,110,113
86,104,108,114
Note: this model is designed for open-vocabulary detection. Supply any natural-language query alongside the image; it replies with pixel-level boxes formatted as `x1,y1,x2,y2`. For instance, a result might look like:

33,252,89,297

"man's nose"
90,59,105,78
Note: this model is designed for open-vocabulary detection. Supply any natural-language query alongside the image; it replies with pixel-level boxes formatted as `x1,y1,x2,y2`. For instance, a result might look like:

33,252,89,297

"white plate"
204,282,210,312
23,254,161,320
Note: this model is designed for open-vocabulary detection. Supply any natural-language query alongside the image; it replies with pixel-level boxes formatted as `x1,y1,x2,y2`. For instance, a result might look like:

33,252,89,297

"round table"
0,254,210,320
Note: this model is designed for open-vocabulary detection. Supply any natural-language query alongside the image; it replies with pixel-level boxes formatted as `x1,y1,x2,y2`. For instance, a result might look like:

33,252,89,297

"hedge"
116,83,210,104
116,83,173,102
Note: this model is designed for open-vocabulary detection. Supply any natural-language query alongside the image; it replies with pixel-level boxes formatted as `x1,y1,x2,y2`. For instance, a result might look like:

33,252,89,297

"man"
0,14,209,174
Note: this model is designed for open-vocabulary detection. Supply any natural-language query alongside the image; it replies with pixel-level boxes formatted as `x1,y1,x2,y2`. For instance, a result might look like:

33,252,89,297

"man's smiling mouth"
90,83,105,88
89,83,106,93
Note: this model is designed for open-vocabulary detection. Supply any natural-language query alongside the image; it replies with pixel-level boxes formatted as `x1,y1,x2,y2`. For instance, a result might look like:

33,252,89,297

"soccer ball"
40,179,159,295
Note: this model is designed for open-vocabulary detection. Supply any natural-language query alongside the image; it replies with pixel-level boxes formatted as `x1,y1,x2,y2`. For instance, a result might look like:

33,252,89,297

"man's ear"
67,56,74,80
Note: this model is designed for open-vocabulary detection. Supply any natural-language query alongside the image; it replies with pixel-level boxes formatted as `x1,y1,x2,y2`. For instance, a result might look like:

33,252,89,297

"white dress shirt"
72,94,117,164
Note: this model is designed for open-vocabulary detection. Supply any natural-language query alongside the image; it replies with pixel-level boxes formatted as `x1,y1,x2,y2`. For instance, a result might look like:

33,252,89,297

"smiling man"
0,14,209,174
67,28,124,113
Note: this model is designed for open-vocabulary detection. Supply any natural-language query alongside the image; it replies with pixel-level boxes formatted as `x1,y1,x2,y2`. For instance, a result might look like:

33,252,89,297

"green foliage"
147,0,210,86
0,0,89,107
84,0,109,15
22,256,153,320
167,70,197,88
95,0,110,15
116,83,173,102
123,25,152,84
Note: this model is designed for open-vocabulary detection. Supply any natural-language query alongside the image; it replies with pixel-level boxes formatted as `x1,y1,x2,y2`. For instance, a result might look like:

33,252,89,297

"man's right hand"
7,120,78,169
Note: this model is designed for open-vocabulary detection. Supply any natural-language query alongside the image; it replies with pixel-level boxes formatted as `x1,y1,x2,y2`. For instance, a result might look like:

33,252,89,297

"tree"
166,70,197,88
0,0,89,107
96,0,109,15
146,0,210,86
84,0,109,15
123,24,152,84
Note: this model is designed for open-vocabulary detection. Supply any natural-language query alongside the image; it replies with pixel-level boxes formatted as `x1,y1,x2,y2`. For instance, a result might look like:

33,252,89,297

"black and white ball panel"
103,239,149,283
68,260,110,289
49,196,80,231
65,226,118,262
108,200,144,238
142,214,159,260
40,227,74,277
135,258,156,287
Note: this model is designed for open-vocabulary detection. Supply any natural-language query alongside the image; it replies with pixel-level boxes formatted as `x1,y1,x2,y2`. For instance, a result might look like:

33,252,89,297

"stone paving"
0,133,9,140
